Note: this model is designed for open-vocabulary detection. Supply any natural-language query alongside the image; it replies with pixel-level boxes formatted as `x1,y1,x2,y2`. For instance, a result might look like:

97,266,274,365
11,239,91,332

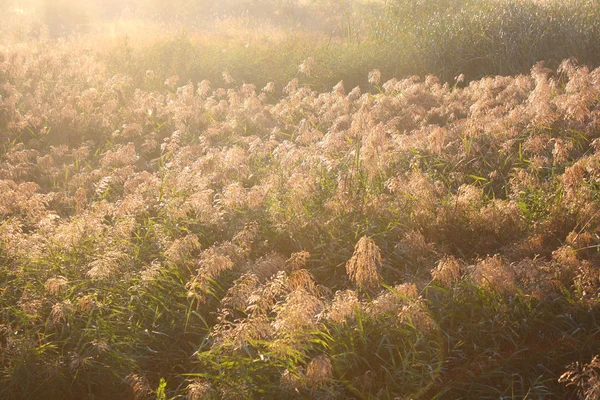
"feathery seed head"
306,354,333,386
346,236,382,291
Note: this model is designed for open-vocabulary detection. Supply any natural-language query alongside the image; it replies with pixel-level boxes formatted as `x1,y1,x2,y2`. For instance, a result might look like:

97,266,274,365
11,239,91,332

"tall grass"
1,1,600,399
379,0,600,81
5,0,600,91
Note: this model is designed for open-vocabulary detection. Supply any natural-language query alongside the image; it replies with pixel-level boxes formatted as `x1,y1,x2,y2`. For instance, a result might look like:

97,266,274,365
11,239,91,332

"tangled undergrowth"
1,34,600,399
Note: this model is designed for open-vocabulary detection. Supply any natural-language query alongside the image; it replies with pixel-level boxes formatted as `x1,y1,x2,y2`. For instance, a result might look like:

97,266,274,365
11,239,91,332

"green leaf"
156,377,167,400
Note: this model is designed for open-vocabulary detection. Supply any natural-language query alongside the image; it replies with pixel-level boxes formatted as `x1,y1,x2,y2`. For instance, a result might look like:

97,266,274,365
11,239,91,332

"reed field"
1,0,600,398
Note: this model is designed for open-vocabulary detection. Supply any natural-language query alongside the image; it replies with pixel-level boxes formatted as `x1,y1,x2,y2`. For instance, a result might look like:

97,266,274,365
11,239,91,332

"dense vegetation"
4,0,600,91
1,0,600,399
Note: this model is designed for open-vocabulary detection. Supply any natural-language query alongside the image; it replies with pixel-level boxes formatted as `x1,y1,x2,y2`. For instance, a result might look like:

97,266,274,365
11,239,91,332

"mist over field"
2,1,600,399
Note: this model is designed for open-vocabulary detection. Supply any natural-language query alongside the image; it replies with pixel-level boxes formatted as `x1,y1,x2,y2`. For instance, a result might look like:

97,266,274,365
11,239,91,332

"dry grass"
345,236,382,291
1,1,600,399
